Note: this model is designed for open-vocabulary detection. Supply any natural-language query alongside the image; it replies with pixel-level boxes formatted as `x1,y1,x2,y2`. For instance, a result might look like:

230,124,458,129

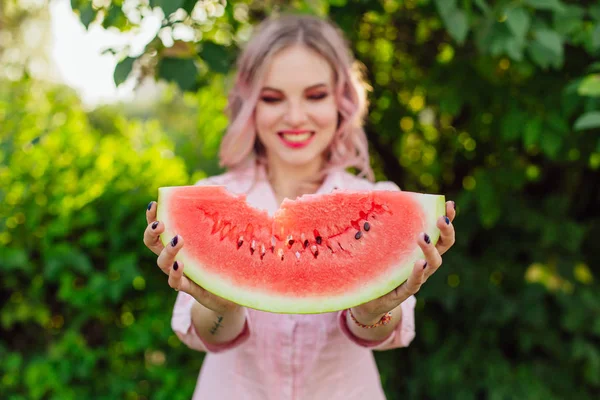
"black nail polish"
147,201,153,210
444,216,450,225
424,233,431,244
423,261,428,269
173,261,178,271
171,235,178,247
152,221,159,229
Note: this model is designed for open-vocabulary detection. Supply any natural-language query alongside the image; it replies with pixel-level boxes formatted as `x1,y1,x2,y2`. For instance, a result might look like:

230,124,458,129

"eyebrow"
261,83,329,92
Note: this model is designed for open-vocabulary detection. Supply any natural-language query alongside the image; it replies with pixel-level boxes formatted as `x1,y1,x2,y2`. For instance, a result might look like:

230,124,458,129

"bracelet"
348,308,393,329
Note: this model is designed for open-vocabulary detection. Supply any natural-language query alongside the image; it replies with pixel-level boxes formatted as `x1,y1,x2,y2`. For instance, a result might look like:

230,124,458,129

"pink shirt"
171,163,417,400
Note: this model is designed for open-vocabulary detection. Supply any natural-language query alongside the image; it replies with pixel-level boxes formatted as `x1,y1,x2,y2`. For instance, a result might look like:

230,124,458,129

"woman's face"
254,45,338,168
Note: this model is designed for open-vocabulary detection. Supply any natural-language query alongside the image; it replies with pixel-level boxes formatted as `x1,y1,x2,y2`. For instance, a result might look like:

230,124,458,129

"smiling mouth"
279,131,313,142
277,131,315,148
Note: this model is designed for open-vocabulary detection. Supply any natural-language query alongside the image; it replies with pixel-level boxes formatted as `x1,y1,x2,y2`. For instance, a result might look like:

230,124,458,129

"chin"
279,151,322,166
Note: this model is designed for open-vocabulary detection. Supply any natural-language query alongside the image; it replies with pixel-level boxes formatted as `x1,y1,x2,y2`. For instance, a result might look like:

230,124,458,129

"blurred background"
1,0,599,399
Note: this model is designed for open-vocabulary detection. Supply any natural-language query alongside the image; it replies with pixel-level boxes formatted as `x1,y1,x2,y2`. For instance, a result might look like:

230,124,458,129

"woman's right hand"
143,201,241,315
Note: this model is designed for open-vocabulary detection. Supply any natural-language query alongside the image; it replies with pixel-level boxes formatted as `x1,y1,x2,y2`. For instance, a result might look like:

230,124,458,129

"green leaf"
473,0,491,14
501,110,527,141
524,0,565,13
534,29,563,57
158,57,198,91
439,90,464,116
528,42,553,68
434,0,457,19
547,114,569,135
446,9,469,44
586,62,600,73
0,247,29,272
78,4,95,29
553,5,585,36
182,0,197,13
590,5,600,21
114,57,135,87
523,116,542,149
540,129,562,158
150,0,184,17
506,7,530,41
102,5,128,29
44,244,93,281
505,37,525,61
592,24,600,51
474,170,501,228
199,42,234,74
574,112,600,131
578,74,600,97
434,0,469,45
529,29,564,68
484,23,517,58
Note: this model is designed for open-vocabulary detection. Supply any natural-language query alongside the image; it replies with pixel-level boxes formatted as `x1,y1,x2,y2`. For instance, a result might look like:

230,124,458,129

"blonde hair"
218,13,374,181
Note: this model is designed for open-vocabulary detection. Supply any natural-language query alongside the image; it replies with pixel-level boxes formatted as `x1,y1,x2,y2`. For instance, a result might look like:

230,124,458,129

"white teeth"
282,132,312,142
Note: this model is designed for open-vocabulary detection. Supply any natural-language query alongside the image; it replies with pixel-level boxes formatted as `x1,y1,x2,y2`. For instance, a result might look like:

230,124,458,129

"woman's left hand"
350,200,457,324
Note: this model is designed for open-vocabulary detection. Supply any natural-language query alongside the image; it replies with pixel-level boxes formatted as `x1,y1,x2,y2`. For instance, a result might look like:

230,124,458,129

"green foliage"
0,79,199,399
3,0,600,399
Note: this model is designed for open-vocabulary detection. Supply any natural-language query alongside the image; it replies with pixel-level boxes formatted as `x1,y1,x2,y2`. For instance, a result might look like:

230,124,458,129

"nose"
284,100,308,126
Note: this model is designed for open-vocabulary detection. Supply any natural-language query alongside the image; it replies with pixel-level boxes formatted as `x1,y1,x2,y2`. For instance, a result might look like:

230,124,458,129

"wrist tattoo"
209,315,224,335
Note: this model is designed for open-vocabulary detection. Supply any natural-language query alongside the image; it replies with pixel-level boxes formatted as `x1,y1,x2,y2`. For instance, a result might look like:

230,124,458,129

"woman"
143,13,456,400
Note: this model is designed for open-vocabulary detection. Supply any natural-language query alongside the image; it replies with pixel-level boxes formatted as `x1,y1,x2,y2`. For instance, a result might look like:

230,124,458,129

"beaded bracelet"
348,308,393,329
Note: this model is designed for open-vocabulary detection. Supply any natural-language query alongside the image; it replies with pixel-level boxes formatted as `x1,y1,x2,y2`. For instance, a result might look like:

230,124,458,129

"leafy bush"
2,0,600,398
0,79,200,399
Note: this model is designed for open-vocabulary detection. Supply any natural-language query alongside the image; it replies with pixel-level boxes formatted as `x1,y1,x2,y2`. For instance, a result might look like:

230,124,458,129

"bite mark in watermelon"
157,186,445,314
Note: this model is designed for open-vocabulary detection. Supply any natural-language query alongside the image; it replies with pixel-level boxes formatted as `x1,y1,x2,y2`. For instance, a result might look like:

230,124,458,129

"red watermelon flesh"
157,186,445,314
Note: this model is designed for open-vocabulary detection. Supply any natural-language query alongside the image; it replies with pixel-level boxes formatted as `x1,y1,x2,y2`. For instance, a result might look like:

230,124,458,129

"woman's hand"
143,201,241,315
350,200,457,325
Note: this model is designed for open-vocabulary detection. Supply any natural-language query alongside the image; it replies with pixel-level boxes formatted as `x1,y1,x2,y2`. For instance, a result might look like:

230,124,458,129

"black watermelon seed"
303,240,309,248
355,231,363,240
363,222,370,231
316,236,322,245
288,239,295,246
237,239,244,249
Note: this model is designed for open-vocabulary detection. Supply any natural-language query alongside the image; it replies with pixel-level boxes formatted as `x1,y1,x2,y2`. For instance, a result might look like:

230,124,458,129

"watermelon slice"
157,186,445,314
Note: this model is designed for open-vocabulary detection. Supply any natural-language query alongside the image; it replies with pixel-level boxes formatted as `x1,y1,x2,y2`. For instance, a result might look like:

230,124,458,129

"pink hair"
218,14,374,181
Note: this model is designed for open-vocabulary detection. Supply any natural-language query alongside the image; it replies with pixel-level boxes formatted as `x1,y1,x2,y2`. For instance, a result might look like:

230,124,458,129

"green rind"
157,188,445,314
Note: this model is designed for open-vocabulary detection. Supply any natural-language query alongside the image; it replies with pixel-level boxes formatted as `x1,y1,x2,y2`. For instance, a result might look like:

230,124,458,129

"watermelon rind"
157,188,445,314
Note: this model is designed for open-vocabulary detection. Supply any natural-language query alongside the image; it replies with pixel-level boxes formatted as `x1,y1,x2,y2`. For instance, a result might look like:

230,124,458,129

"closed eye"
308,93,328,101
260,96,282,103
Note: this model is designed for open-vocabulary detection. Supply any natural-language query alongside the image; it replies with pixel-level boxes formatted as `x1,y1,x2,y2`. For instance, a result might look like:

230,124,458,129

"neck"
265,154,325,203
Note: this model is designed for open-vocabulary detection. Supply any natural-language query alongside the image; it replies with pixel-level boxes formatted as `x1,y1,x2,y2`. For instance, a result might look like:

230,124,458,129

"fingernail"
451,201,456,210
147,201,153,210
152,221,159,229
444,216,450,225
424,233,431,244
173,261,178,271
171,235,178,247
423,261,428,270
